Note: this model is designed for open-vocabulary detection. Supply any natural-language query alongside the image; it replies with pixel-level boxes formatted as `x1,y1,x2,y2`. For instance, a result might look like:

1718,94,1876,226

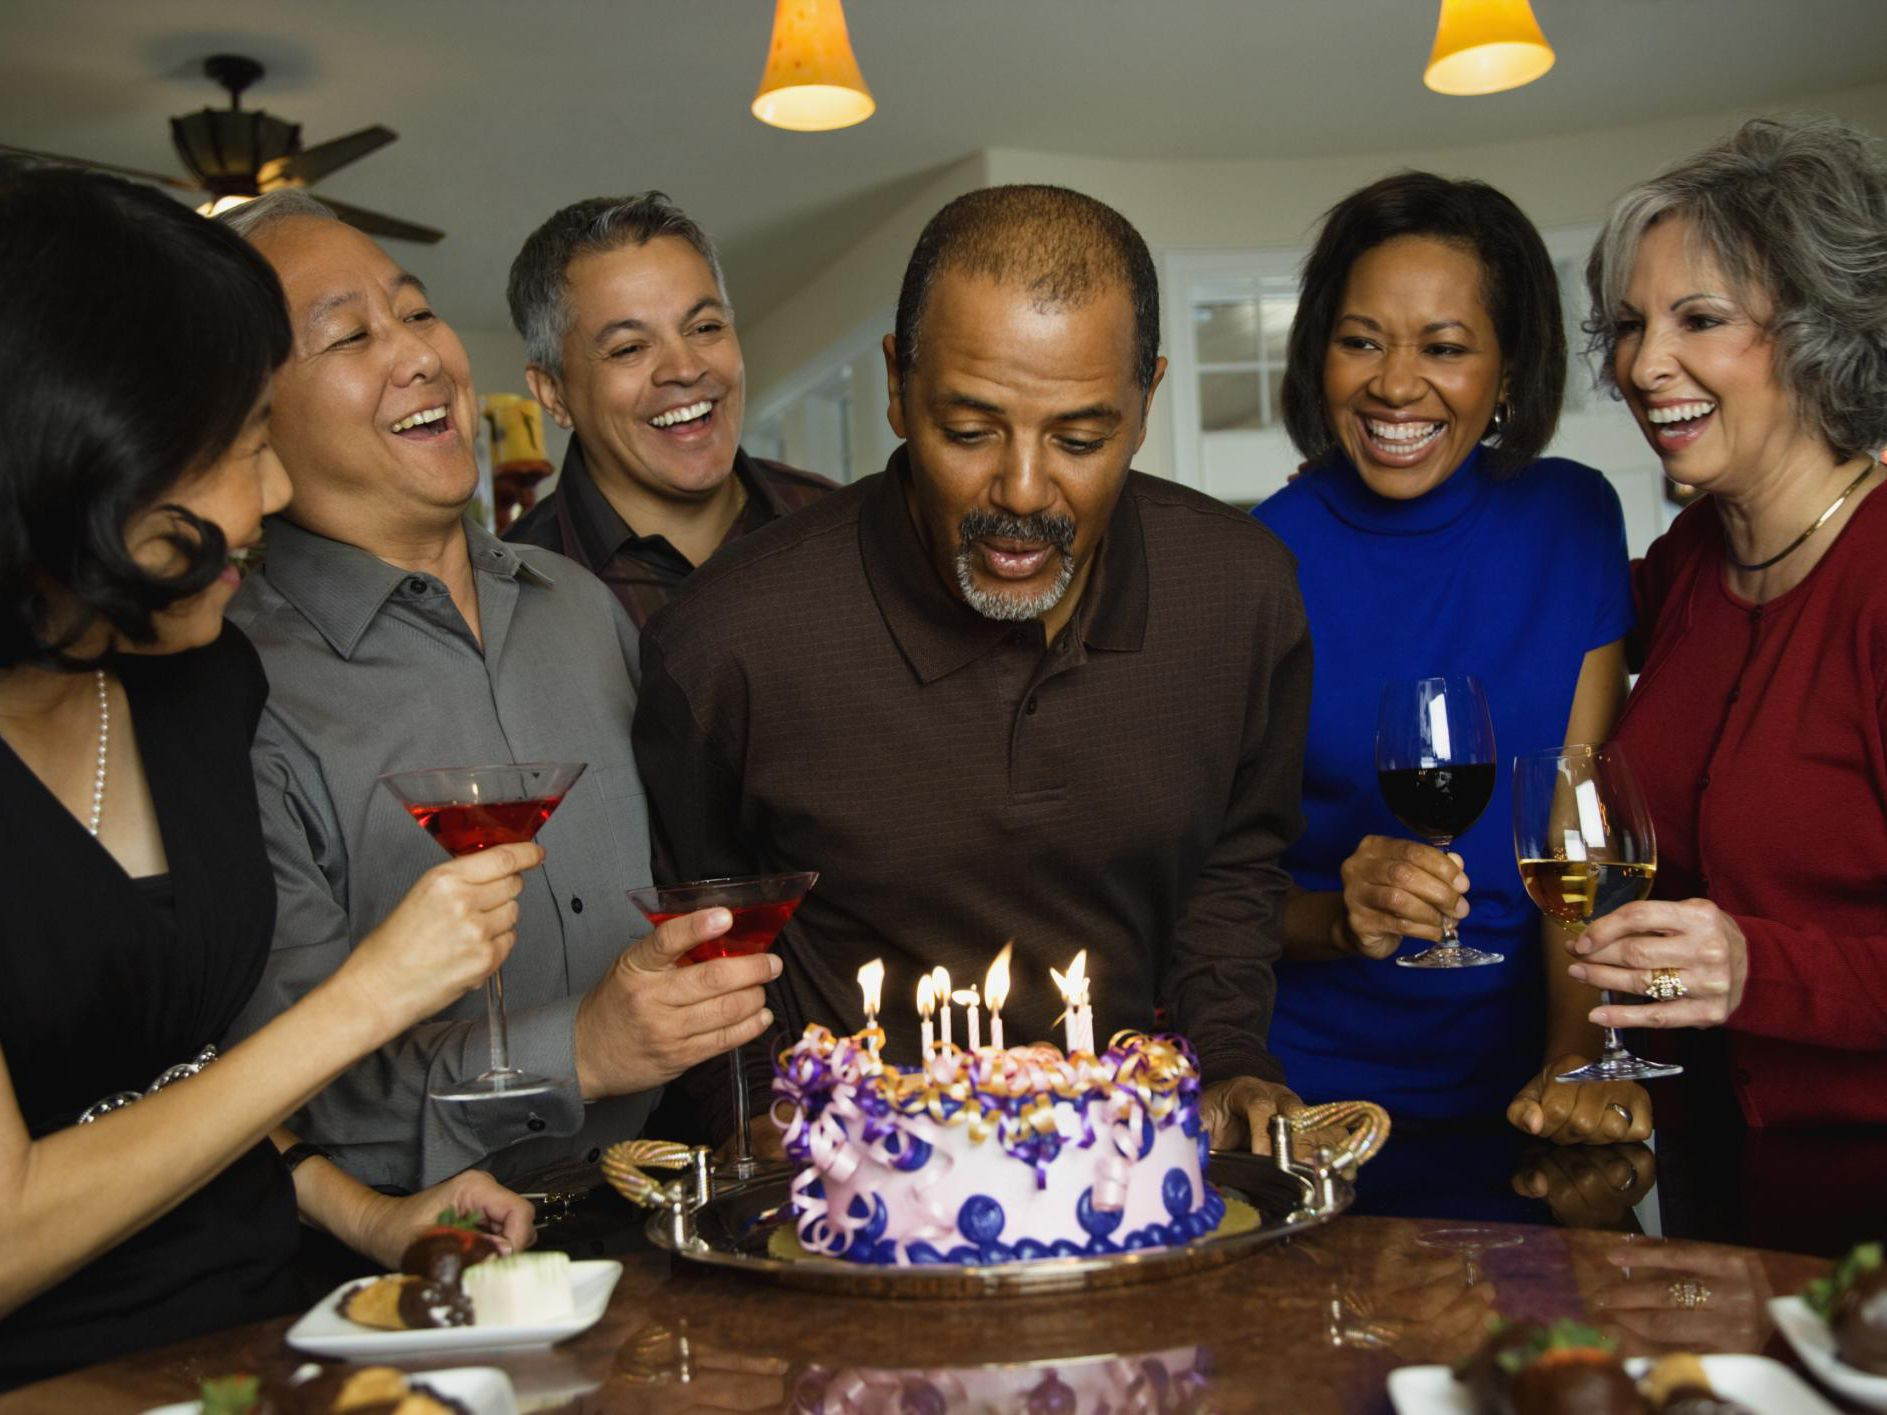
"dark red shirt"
1616,487,1887,1126
504,440,835,628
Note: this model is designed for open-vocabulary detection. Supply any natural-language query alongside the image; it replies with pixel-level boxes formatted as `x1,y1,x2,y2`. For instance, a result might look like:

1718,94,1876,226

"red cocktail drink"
379,761,588,1102
648,898,804,964
406,796,565,856
627,870,819,1182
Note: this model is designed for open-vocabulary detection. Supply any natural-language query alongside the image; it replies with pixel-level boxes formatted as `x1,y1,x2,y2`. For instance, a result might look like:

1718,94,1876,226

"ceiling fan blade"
321,196,444,245
0,142,199,192
260,125,395,187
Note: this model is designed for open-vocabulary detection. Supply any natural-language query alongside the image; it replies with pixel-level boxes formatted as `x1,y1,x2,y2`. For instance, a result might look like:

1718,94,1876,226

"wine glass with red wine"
1376,675,1501,968
1512,744,1680,1084
626,871,819,1183
379,761,587,1102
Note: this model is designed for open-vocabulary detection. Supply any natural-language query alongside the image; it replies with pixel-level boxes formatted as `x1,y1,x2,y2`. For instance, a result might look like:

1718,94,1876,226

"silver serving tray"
606,1103,1391,1299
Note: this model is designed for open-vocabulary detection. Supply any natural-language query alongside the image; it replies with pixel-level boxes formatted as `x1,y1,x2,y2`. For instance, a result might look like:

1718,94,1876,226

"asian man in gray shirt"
223,193,775,1192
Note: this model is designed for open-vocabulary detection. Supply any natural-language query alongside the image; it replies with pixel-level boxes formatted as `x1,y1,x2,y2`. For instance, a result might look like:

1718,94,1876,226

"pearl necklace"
88,669,109,836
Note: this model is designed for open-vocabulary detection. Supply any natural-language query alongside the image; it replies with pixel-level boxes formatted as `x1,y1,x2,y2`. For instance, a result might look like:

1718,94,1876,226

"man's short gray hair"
216,188,341,242
1585,115,1887,459
506,191,727,377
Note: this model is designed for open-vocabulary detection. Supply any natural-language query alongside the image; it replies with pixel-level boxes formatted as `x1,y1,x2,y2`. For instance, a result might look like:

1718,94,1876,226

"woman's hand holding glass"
1569,898,1749,1030
1337,835,1471,959
330,842,544,1046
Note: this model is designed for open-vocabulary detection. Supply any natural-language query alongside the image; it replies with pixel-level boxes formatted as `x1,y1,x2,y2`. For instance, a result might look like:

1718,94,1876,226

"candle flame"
930,965,951,1001
952,986,980,1008
917,974,935,1017
857,957,884,1015
984,941,1013,1014
1050,948,1088,1001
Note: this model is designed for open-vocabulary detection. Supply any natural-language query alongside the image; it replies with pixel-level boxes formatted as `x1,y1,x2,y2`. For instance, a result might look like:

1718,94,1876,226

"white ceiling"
6,0,1886,335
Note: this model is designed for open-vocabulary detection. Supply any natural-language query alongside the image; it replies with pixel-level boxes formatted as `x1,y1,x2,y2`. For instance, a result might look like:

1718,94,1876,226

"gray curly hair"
1585,115,1887,459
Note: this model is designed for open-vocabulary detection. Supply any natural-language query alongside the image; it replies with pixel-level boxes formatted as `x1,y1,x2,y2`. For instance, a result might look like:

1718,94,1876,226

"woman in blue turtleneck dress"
1253,173,1642,1143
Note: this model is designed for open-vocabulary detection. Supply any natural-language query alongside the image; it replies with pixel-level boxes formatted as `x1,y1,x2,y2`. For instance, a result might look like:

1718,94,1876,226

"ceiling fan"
0,54,443,243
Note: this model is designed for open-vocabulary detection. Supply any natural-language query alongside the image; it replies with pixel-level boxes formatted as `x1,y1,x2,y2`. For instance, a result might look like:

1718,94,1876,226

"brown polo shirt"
503,440,835,628
633,449,1311,1136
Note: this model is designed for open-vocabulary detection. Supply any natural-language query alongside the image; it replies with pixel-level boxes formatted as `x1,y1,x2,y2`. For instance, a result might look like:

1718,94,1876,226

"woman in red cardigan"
1570,115,1887,1127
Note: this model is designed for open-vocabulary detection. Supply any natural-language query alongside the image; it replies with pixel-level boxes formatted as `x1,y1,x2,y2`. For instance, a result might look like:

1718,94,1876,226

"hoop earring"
1487,401,1511,440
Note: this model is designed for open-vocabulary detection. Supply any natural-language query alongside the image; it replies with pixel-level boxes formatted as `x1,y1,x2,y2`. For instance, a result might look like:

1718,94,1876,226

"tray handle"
600,1138,712,1230
1268,1098,1391,1220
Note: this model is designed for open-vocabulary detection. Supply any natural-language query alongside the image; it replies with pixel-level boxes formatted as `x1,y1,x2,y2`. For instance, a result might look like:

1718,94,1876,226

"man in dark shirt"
503,192,833,625
633,185,1316,1153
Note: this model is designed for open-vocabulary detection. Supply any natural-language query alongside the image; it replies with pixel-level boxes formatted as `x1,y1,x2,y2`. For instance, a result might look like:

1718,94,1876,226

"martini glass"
380,761,587,1102
626,871,818,1182
1512,744,1680,1084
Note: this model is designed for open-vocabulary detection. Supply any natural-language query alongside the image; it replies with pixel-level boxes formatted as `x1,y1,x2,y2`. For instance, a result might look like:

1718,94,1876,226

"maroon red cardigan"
1616,487,1887,1126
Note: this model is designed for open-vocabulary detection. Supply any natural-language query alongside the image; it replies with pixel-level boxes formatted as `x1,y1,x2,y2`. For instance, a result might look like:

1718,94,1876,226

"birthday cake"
771,1025,1222,1266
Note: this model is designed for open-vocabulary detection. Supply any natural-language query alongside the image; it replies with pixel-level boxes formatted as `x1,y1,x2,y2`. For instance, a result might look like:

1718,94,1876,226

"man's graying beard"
954,509,1077,622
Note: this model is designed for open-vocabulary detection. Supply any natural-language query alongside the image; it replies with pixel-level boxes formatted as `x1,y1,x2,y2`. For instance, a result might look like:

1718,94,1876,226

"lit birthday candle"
1050,949,1088,1056
985,942,1013,1051
857,957,885,1056
931,966,952,1049
953,985,981,1052
917,974,936,1058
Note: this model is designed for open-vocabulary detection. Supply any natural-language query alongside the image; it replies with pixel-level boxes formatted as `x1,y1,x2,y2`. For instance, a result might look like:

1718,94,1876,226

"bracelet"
279,1142,335,1175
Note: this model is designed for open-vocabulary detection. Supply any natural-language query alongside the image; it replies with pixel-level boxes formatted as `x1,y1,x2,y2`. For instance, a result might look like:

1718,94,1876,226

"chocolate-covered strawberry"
1806,1241,1887,1375
399,1208,501,1287
1459,1320,1638,1415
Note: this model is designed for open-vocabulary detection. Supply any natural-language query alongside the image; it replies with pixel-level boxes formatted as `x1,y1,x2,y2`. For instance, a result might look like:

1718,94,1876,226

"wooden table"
0,1210,1830,1413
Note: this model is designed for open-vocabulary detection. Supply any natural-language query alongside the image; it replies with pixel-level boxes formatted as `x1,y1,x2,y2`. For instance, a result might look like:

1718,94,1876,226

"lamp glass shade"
1424,0,1556,96
752,0,875,132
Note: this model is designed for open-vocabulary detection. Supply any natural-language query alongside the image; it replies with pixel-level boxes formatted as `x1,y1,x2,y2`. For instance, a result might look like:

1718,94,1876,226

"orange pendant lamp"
752,0,876,132
1424,0,1556,96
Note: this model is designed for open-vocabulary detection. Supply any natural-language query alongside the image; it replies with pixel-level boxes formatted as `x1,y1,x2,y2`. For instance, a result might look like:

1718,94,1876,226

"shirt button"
586,1147,601,1163
570,896,584,914
526,1115,547,1133
1699,774,1711,790
1025,697,1039,715
1726,688,1740,704
1733,1068,1753,1084
407,577,428,595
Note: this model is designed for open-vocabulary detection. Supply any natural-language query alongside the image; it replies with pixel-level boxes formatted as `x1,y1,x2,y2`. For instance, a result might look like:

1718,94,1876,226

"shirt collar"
557,436,778,573
858,447,1149,684
260,514,552,660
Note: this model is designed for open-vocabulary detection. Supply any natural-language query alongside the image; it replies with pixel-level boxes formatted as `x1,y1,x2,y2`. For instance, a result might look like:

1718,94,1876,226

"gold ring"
1646,968,1688,1002
1668,1278,1711,1308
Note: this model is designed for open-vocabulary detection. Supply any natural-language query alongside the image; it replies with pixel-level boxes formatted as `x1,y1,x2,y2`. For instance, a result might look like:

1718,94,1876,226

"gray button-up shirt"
226,516,657,1190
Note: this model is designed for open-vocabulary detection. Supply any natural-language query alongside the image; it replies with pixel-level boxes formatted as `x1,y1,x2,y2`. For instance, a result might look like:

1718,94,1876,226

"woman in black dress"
0,163,540,1383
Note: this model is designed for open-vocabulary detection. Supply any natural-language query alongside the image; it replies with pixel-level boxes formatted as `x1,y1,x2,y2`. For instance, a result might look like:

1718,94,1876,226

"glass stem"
1435,836,1461,951
485,970,512,1076
729,1043,753,1169
1596,990,1629,1064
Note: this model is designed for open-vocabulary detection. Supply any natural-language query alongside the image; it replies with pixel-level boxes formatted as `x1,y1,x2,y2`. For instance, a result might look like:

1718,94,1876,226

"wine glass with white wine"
1512,744,1680,1084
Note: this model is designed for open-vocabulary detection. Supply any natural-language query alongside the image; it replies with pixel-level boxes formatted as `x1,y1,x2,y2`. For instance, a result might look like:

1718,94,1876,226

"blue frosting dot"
908,1242,945,1265
957,1194,1006,1245
805,1177,826,1200
1027,1374,1077,1415
1162,1167,1195,1218
1015,1239,1048,1261
888,1134,933,1172
979,1242,1015,1264
903,1380,948,1415
1182,1111,1203,1139
1137,1120,1157,1159
1076,1185,1124,1238
846,1192,889,1244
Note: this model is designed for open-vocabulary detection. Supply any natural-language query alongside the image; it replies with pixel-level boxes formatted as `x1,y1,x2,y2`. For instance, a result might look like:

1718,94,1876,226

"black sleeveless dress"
0,625,301,1386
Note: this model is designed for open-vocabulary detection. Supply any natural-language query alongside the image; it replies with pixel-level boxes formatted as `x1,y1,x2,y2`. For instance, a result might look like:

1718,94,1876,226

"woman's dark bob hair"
0,160,291,669
1281,171,1567,477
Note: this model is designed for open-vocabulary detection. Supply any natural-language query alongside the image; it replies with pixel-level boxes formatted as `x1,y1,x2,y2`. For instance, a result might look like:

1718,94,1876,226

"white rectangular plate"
1770,1294,1887,1410
1388,1352,1837,1414
143,1365,518,1415
285,1259,622,1359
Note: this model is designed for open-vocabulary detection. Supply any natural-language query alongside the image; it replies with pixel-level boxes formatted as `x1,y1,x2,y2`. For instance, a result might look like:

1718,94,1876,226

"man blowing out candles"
632,185,1315,1153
